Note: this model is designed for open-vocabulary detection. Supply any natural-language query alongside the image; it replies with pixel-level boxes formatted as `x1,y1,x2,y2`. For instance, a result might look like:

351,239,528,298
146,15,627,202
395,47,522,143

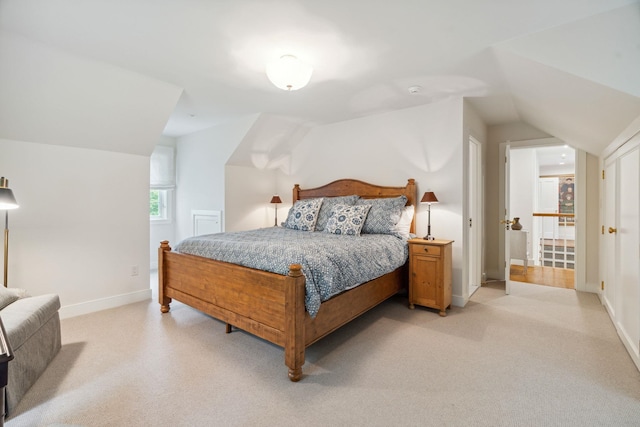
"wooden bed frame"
158,178,417,381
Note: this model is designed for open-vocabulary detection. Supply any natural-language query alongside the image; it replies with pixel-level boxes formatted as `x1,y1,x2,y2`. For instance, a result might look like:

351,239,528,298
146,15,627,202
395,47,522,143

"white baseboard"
59,288,152,320
452,294,467,308
485,267,504,281
605,303,640,373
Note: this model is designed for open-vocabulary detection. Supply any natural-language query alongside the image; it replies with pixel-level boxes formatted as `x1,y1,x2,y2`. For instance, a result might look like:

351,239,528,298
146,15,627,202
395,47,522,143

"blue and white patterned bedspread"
174,227,408,318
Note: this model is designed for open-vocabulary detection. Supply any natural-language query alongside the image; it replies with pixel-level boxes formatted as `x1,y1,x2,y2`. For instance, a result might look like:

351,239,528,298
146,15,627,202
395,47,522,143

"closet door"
616,143,640,357
603,136,640,365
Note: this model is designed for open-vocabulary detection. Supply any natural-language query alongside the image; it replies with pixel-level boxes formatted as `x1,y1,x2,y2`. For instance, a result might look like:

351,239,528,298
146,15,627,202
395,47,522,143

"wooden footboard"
159,240,307,380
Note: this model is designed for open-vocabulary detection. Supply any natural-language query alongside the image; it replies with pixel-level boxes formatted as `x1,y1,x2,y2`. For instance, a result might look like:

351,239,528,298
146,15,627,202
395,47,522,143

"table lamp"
270,195,282,226
420,191,438,240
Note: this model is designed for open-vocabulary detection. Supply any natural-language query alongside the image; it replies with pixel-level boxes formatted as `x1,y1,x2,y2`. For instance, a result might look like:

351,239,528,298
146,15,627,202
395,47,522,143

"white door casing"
603,157,617,317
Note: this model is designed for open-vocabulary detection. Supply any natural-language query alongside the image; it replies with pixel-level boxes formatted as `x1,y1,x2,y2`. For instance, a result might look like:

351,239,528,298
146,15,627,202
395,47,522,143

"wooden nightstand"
408,238,453,316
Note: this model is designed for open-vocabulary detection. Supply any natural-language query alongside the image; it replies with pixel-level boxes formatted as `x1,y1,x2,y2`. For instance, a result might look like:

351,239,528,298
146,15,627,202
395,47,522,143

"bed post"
292,184,301,202
159,240,172,313
406,178,417,234
285,264,305,382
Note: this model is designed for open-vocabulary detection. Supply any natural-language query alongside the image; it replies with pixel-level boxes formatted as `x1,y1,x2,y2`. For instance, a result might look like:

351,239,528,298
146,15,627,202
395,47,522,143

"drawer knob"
424,247,429,252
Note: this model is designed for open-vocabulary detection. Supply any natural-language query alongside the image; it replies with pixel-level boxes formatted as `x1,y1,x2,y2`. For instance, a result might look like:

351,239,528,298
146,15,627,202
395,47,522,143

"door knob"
608,227,617,234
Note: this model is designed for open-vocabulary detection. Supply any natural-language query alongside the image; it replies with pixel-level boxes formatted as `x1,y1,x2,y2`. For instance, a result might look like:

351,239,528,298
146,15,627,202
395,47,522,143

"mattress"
174,227,408,317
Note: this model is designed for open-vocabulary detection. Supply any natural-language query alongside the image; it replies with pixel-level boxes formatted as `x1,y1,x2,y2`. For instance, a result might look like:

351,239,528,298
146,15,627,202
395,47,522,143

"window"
150,145,175,222
150,189,169,221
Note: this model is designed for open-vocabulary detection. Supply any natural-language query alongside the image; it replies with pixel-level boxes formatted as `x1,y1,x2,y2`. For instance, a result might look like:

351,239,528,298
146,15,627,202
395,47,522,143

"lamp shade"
0,178,18,210
420,192,438,204
266,55,313,91
270,195,282,204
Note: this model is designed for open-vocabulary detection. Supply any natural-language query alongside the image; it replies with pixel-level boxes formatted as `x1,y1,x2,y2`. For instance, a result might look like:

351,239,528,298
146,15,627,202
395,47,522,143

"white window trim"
150,188,173,225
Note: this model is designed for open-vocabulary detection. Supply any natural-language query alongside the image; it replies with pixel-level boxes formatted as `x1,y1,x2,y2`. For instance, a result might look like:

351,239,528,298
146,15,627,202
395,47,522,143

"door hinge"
602,225,604,234
601,281,605,291
602,169,605,179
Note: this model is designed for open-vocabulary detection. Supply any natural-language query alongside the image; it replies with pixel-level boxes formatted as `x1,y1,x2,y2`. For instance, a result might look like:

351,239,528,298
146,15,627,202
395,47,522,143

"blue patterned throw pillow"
314,195,360,231
282,198,323,231
324,204,372,236
357,195,407,235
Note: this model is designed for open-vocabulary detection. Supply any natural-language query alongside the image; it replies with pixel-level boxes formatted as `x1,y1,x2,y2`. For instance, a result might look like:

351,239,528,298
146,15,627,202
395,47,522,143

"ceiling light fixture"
266,55,313,91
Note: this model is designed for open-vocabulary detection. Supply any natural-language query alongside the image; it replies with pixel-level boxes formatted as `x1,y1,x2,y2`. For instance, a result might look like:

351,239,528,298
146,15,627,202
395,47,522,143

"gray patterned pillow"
357,195,407,234
282,198,323,231
324,204,372,236
314,195,360,231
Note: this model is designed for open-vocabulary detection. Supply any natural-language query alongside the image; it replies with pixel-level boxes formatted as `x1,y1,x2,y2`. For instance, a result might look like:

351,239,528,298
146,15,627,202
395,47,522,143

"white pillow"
391,205,414,239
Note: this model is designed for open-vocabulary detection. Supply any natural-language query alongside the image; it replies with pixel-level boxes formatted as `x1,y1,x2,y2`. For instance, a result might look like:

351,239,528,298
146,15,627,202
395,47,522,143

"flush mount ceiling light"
266,55,313,91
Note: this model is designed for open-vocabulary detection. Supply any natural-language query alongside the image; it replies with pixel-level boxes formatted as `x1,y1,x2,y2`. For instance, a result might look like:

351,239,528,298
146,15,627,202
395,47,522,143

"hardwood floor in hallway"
509,264,574,289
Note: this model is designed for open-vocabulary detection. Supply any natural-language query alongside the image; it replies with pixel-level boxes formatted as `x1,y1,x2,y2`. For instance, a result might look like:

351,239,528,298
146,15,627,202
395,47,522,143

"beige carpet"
7,280,640,426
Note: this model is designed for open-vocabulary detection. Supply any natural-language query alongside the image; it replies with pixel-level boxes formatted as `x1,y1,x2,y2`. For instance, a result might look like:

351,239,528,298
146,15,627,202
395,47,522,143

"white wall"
510,148,536,232
267,99,468,304
0,138,151,318
225,165,278,231
175,116,257,243
509,148,537,260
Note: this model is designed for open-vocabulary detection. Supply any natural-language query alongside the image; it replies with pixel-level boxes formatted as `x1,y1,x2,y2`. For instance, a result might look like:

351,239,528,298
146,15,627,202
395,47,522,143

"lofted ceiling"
0,0,639,156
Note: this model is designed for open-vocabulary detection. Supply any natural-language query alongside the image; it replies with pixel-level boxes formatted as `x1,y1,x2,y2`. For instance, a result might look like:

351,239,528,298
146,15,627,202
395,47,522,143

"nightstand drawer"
410,244,441,257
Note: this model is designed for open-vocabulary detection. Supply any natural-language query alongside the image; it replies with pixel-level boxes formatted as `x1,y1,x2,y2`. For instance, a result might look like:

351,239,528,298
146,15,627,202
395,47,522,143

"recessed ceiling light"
408,86,422,94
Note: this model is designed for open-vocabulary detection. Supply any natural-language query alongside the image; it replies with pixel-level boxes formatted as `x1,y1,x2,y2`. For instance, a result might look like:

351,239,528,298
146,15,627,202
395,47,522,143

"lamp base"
423,235,435,241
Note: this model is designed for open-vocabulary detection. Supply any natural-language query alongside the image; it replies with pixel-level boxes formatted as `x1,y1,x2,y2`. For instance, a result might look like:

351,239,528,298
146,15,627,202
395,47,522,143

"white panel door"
503,144,511,294
616,144,640,357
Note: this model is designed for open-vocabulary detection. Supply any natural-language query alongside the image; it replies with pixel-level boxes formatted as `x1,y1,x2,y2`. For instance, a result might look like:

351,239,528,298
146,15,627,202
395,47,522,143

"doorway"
502,141,581,291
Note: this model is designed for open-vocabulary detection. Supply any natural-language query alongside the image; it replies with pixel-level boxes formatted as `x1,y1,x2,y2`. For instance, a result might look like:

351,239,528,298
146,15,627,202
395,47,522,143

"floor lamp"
270,195,282,226
421,191,438,240
0,178,19,288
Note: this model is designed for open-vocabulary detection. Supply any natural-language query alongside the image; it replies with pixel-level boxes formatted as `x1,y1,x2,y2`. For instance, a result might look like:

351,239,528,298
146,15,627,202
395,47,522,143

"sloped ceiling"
489,3,640,153
0,0,638,156
0,33,183,156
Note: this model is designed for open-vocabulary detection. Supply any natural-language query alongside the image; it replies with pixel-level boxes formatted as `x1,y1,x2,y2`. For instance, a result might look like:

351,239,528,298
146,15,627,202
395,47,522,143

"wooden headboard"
292,178,417,234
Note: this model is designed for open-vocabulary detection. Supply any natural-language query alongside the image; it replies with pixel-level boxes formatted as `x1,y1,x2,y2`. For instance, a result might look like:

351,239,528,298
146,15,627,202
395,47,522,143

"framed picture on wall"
558,174,575,225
